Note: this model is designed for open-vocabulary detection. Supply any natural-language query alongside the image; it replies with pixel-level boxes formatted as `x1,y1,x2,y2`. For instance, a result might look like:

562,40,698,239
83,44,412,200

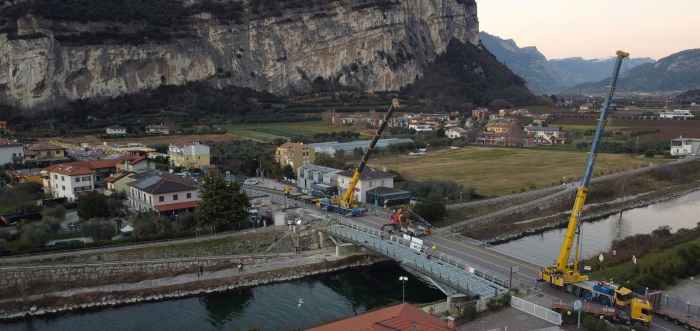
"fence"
510,296,563,326
327,221,508,300
658,293,700,319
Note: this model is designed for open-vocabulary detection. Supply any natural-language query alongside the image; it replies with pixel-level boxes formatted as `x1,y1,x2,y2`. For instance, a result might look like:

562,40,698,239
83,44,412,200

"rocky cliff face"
0,0,479,109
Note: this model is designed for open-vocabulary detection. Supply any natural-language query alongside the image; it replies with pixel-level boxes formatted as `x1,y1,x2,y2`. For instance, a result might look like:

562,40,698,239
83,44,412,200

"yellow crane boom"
338,98,400,209
541,51,629,287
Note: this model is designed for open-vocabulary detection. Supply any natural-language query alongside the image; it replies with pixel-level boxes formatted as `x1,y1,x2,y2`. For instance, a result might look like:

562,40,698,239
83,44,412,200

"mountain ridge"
479,31,654,94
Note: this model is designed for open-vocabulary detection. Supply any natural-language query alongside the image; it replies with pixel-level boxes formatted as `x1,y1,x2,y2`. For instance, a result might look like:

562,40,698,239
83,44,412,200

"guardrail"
327,220,508,300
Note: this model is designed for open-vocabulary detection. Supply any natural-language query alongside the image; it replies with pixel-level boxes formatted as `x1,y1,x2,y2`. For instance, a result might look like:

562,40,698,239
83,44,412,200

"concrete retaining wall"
0,254,282,297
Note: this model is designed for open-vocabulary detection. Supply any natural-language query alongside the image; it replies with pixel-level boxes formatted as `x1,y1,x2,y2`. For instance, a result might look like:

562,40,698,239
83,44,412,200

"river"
1,262,444,331
494,190,700,266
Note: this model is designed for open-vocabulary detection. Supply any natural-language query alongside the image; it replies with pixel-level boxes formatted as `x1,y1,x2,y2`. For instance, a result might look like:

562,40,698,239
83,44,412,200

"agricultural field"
54,133,238,146
552,118,700,141
370,147,666,196
226,120,363,142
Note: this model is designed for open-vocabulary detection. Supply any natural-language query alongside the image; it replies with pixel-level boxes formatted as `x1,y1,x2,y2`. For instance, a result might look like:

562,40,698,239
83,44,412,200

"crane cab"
540,265,589,287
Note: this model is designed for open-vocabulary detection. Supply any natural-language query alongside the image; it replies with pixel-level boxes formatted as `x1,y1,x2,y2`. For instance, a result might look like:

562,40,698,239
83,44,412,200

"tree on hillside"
77,192,110,219
195,173,249,232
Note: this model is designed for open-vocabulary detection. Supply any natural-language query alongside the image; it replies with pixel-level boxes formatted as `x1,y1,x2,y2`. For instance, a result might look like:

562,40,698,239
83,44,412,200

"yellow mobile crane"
541,51,653,326
319,98,401,216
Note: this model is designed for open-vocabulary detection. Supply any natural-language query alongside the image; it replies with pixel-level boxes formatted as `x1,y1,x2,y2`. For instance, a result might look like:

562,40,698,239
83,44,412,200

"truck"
382,207,432,237
553,281,653,326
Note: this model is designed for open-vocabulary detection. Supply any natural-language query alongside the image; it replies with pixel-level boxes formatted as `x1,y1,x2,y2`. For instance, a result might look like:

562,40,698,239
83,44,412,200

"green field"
226,121,357,142
371,147,665,196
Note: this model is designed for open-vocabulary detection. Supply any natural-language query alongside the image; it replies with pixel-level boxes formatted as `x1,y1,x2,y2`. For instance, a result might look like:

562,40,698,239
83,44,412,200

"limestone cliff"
0,0,479,109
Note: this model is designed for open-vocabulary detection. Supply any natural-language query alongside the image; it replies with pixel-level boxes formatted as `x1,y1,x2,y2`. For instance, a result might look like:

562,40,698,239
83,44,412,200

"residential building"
0,121,8,132
409,124,434,133
524,125,568,145
275,142,315,171
310,138,413,156
169,142,210,170
308,303,453,331
44,163,96,201
297,164,342,196
24,142,67,163
472,108,490,121
0,139,23,166
660,109,695,120
105,126,127,136
477,118,524,147
115,156,155,173
445,127,467,139
671,137,700,157
336,168,394,203
106,172,137,195
146,124,170,135
127,172,200,214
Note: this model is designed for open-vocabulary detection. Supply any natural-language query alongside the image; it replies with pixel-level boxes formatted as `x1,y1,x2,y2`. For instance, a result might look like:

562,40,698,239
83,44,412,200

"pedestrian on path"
199,265,204,278
238,263,243,272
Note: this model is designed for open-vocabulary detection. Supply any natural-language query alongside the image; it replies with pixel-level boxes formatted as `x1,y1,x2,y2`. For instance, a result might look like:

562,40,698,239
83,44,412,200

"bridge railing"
327,220,508,299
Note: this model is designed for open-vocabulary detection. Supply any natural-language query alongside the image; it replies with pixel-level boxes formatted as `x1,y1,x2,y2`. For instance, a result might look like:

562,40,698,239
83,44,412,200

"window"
75,177,80,183
61,186,65,191
61,176,65,182
186,192,192,199
173,194,179,201
53,174,57,180
159,196,164,202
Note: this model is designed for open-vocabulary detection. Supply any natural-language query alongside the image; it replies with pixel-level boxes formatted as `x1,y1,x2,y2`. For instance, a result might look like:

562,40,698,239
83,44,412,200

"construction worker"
432,244,437,254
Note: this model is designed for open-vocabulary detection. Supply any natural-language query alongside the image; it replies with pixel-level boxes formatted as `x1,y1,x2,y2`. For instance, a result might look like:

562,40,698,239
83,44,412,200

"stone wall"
0,254,278,297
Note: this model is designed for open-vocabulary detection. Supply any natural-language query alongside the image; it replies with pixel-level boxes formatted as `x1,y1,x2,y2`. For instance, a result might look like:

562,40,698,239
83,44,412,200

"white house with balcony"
336,168,394,203
127,172,200,215
44,163,96,201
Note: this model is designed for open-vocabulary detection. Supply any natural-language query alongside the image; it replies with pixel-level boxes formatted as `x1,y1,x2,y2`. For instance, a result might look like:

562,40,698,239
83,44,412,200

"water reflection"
495,190,700,266
1,262,444,331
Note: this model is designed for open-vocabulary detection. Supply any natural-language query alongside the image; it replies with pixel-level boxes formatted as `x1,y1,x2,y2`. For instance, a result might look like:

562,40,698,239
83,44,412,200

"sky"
478,0,699,60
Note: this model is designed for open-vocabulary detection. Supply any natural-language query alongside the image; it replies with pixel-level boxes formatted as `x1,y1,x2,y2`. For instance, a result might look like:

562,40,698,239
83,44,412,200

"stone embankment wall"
0,254,282,297
0,253,384,320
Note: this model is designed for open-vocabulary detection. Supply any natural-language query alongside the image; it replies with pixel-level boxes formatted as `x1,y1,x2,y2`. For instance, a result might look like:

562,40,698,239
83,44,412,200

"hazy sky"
478,0,698,60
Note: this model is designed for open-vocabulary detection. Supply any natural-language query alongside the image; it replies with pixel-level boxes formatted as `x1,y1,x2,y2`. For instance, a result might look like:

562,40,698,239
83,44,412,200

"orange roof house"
308,304,453,331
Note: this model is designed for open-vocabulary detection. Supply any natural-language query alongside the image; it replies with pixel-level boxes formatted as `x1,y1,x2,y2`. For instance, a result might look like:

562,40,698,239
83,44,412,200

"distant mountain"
479,32,560,94
569,49,700,95
479,32,654,94
549,57,655,87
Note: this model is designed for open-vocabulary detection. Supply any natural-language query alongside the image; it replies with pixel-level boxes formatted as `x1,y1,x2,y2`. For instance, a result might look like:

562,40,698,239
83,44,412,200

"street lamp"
399,276,409,303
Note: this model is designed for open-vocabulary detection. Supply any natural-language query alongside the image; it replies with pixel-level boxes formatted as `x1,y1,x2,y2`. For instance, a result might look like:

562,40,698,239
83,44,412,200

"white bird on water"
297,298,304,308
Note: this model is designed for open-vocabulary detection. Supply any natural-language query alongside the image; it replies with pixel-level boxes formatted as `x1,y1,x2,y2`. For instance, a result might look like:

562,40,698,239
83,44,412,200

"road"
443,157,697,233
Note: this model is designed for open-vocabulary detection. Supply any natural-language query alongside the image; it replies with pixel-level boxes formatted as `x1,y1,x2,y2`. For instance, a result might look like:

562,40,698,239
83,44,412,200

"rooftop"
0,138,21,147
337,168,394,180
28,142,64,151
310,138,414,152
128,172,198,194
45,163,94,176
308,303,452,331
300,164,342,173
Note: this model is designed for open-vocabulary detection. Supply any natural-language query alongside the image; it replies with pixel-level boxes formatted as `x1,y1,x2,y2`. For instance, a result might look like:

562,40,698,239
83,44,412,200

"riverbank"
487,183,700,245
0,250,386,321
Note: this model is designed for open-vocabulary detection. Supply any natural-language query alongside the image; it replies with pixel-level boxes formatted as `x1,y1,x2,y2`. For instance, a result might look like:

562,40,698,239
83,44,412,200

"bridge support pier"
336,243,359,257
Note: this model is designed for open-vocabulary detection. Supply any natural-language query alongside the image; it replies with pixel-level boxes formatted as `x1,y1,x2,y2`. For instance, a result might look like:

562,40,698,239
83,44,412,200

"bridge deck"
327,222,508,300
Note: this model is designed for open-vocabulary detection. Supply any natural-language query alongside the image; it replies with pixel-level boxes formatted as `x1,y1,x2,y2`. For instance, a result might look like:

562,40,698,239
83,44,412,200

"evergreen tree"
195,174,249,231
